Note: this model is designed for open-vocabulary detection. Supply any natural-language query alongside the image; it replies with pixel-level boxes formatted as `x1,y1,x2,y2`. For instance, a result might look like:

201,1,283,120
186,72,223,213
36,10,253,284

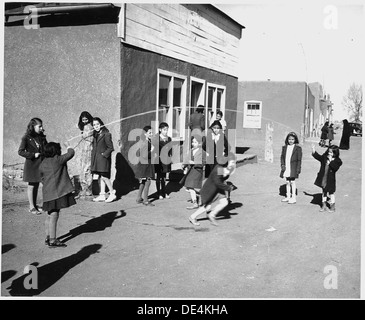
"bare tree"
342,83,362,122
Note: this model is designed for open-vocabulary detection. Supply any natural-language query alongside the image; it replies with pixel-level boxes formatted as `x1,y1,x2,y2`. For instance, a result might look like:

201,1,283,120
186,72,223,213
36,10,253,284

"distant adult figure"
339,119,351,150
319,121,329,147
327,123,334,146
189,105,205,138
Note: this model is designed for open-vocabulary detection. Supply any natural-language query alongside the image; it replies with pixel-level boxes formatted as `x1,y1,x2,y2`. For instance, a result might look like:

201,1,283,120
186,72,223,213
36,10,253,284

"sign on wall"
243,101,262,128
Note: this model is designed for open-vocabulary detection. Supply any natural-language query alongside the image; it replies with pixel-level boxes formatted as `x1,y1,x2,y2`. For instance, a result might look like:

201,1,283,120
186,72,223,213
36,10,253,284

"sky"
215,0,364,121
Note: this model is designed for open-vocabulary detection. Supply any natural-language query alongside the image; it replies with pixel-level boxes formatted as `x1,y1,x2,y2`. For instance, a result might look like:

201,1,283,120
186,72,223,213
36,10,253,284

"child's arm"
296,146,303,176
59,142,75,164
311,144,322,161
280,146,285,171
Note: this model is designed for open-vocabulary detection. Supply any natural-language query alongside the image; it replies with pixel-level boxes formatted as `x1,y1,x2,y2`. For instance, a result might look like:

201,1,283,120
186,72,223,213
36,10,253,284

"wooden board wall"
120,3,242,77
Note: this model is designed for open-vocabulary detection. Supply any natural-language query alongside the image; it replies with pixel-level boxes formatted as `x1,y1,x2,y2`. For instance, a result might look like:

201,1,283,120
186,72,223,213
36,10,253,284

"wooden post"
265,122,274,163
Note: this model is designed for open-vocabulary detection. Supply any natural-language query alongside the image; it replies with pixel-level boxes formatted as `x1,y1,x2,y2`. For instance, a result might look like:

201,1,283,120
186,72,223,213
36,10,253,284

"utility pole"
298,43,309,140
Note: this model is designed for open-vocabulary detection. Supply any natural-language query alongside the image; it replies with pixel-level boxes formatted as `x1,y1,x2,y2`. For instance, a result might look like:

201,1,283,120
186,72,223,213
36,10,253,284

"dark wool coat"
39,148,75,202
18,133,48,183
320,124,329,140
339,120,351,150
91,128,114,174
152,134,172,174
200,164,232,206
312,151,342,193
189,112,205,131
327,126,334,140
182,148,206,189
280,145,302,178
134,139,155,179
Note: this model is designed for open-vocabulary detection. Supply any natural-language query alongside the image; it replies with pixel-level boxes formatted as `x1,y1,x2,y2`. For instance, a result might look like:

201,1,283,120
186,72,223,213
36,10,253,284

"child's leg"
99,178,106,195
27,183,38,209
48,210,60,240
160,174,167,197
102,176,116,202
156,174,161,197
143,178,153,204
189,205,207,225
137,179,145,202
45,214,50,237
288,180,297,203
320,190,328,211
282,180,291,201
102,176,115,194
328,193,336,212
187,188,198,209
209,198,229,218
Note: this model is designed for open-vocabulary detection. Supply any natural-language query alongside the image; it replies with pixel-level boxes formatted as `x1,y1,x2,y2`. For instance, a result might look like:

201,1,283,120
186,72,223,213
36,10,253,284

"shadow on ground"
6,244,102,296
58,211,126,243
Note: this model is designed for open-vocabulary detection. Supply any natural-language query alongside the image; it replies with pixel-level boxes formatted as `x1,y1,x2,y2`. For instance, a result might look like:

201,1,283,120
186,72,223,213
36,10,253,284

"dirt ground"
1,136,362,299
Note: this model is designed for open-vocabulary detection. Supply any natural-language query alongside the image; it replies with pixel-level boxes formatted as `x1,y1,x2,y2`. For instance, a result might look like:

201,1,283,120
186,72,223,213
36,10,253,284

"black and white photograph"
1,0,363,302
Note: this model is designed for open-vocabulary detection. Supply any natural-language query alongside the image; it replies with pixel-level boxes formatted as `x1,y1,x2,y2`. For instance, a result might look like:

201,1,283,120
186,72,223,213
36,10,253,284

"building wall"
236,81,307,161
119,43,238,160
3,17,121,166
120,3,242,77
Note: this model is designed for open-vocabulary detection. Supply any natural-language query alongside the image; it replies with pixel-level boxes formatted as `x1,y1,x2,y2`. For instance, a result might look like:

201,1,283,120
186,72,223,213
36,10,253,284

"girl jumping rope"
280,132,302,204
18,118,48,215
311,144,342,212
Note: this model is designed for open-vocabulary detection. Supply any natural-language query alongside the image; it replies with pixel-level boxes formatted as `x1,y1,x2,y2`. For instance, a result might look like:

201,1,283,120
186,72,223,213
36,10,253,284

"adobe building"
235,80,331,161
3,3,244,186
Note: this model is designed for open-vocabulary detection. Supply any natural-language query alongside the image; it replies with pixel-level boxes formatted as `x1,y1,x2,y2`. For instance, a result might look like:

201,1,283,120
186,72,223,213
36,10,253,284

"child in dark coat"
188,152,236,226
152,122,172,200
39,141,76,247
134,125,155,206
18,118,48,214
311,144,342,212
91,117,116,203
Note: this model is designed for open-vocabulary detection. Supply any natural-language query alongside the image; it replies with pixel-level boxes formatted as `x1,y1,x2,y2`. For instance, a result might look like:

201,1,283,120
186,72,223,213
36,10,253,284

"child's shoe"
288,197,296,204
48,239,67,248
319,202,327,212
189,216,200,226
105,190,117,203
29,207,41,215
93,194,106,202
165,194,170,199
327,203,336,212
187,201,199,210
208,213,218,226
281,197,290,202
159,195,164,200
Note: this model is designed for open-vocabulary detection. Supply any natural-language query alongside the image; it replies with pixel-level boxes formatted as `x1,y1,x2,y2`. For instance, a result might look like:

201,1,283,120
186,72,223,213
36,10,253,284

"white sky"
215,0,364,121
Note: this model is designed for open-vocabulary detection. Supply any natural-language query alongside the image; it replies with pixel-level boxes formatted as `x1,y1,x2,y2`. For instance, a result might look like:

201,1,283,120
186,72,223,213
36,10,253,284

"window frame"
156,69,187,141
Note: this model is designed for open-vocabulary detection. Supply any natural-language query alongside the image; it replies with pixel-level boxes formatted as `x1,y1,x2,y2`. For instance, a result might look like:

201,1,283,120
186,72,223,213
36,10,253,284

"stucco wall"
119,43,238,161
235,81,307,161
3,20,121,166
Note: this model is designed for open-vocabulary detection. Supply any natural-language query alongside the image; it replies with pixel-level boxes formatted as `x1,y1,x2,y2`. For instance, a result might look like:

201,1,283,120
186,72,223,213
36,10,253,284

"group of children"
18,116,343,248
18,115,117,247
280,131,342,212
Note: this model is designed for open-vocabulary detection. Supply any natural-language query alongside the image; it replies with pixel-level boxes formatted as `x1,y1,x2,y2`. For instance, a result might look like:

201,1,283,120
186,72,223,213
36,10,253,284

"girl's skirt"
43,192,76,212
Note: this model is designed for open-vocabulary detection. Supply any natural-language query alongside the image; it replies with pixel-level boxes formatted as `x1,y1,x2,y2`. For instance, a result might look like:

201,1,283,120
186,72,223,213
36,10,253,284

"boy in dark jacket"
188,152,236,226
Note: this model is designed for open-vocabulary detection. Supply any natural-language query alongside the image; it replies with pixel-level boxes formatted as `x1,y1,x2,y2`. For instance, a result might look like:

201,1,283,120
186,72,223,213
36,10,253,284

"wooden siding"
121,3,241,77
